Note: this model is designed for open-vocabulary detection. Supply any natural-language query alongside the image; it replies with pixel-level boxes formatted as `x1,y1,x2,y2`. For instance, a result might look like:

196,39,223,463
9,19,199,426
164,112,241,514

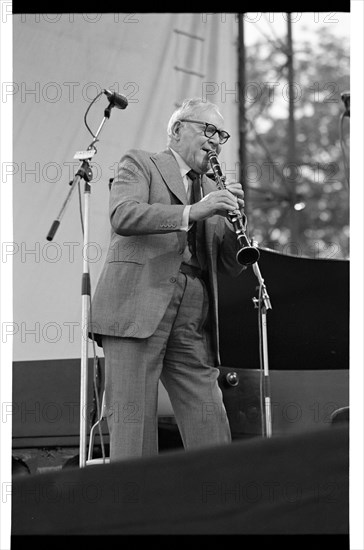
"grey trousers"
102,270,231,462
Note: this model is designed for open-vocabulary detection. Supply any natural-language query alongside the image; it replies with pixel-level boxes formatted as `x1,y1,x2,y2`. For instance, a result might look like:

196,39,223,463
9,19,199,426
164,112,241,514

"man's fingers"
192,190,241,221
225,183,244,200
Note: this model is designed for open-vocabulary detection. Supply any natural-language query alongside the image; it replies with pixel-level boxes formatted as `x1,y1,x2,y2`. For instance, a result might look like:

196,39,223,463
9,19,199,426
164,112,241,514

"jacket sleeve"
109,150,186,236
202,175,246,278
217,219,247,277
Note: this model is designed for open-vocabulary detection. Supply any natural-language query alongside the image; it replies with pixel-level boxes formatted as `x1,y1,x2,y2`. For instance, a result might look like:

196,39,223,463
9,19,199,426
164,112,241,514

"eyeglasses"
178,119,230,144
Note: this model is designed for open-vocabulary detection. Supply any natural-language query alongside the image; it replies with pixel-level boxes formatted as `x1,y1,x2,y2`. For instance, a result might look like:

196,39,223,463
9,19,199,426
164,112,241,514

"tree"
244,25,349,259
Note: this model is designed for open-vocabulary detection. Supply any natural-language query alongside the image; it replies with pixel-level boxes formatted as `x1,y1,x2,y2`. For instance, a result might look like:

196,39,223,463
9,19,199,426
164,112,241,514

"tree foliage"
244,25,350,259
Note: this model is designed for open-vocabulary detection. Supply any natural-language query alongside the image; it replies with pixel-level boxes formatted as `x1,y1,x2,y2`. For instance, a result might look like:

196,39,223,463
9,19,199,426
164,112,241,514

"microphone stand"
251,258,273,438
46,101,115,468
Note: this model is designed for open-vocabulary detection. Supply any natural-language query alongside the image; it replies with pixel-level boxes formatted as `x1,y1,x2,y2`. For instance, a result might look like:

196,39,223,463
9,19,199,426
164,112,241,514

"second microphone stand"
251,258,273,438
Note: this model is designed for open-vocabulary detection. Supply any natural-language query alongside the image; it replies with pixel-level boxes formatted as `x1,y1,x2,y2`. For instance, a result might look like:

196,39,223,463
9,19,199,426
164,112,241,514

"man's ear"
171,120,182,140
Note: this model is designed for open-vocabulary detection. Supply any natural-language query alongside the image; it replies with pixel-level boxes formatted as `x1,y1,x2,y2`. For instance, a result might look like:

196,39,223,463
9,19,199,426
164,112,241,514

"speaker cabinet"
218,367,349,439
218,367,263,439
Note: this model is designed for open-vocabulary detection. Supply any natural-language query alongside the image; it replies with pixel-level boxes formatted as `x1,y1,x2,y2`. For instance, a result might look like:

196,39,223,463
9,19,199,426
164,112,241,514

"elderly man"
91,97,245,461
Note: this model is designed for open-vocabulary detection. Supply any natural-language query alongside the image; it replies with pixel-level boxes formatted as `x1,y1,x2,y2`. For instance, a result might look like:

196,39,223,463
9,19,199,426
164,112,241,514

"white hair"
167,97,222,138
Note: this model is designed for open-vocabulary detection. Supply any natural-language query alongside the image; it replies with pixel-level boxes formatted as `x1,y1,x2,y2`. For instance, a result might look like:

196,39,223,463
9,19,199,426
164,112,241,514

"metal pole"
286,14,299,245
238,14,247,200
252,261,273,438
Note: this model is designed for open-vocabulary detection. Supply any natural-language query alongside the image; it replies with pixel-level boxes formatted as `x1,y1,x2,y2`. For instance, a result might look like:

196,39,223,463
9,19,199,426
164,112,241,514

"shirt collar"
169,147,191,179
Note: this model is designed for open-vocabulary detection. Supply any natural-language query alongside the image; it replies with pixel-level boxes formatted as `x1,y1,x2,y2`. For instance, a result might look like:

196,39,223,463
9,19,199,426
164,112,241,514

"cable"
83,90,105,138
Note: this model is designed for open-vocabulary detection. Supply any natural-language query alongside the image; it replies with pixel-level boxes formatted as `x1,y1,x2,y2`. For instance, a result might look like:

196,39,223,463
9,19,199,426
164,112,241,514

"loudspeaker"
330,406,349,424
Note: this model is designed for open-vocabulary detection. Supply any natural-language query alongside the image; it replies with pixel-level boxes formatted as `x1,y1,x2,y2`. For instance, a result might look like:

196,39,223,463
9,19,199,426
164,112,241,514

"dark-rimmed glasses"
178,119,230,144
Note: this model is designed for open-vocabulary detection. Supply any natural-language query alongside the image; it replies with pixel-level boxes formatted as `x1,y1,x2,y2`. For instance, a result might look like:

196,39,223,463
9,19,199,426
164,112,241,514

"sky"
242,11,350,45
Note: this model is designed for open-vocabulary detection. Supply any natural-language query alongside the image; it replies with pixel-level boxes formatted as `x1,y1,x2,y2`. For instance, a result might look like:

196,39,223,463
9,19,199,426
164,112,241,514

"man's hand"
189,182,245,222
225,181,245,210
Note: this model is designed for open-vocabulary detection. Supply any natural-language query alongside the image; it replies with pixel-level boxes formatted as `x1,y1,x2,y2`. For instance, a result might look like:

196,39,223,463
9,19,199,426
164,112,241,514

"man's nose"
208,133,220,147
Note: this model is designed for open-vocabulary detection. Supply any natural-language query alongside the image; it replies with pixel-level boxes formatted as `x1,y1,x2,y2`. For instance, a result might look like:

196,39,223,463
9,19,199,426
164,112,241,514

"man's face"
174,108,226,174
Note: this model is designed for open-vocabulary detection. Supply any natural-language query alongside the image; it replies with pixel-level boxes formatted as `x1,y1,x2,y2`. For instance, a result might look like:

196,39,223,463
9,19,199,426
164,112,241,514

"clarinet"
207,150,260,266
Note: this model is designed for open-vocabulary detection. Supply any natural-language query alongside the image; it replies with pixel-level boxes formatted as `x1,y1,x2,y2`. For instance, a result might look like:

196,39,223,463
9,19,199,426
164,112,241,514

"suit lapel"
148,156,216,262
151,149,188,205
201,173,217,197
200,174,217,261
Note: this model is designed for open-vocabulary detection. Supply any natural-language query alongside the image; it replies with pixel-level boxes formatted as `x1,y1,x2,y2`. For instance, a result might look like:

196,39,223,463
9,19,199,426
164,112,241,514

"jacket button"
170,277,177,283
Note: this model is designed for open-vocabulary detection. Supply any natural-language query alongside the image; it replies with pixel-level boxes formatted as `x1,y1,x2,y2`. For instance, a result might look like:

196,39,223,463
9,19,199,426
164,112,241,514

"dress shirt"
169,147,198,231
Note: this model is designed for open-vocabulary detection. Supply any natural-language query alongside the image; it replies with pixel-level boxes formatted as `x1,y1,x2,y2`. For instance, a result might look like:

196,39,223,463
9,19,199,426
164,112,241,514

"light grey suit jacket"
90,148,244,365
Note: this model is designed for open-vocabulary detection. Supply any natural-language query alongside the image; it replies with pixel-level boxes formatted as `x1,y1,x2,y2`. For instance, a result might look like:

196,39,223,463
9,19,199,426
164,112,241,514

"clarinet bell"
236,242,260,266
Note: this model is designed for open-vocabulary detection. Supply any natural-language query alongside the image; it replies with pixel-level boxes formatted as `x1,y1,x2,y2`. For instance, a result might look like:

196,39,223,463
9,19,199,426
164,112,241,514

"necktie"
187,169,202,204
187,170,206,269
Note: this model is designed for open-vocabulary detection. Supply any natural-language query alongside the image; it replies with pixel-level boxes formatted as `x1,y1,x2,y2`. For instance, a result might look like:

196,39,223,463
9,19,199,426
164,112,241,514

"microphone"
103,89,128,110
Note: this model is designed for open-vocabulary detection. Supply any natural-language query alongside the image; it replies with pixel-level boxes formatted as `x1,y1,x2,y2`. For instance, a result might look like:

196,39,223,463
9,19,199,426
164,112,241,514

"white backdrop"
11,13,240,361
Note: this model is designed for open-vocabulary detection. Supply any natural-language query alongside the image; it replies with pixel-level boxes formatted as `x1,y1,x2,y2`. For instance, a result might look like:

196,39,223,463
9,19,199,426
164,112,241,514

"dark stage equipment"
11,423,349,537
